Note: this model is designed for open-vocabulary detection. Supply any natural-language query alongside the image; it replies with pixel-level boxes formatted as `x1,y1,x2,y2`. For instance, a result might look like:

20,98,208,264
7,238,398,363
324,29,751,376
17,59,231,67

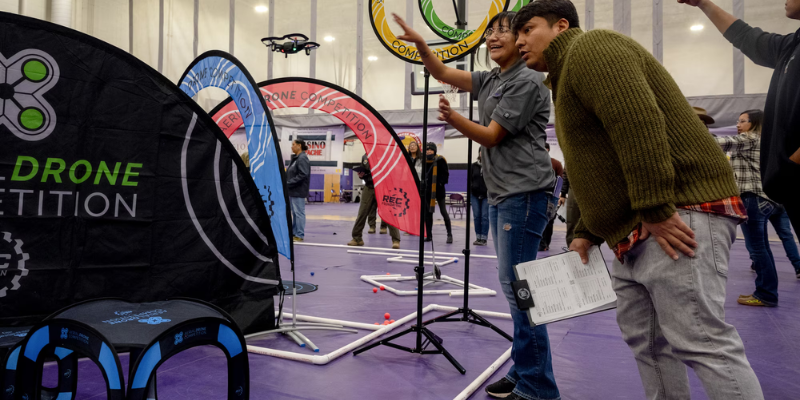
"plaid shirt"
612,196,747,262
715,132,769,199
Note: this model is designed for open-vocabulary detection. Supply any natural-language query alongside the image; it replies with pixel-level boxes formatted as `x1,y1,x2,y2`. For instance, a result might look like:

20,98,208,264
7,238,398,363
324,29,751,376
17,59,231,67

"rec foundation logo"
381,187,410,217
517,288,531,301
0,231,29,298
0,50,59,142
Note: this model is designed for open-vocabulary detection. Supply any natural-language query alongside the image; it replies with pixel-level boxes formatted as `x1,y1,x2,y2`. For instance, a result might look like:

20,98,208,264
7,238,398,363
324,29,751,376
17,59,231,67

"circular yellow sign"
369,0,508,65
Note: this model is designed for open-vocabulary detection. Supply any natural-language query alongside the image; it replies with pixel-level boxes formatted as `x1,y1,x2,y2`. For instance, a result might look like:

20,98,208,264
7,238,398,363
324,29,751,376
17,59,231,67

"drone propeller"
284,33,309,42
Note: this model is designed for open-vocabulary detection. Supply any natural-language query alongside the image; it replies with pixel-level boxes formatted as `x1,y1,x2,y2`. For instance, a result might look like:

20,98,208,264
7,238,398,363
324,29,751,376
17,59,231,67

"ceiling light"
254,5,268,13
324,36,335,42
690,24,704,31
367,56,378,61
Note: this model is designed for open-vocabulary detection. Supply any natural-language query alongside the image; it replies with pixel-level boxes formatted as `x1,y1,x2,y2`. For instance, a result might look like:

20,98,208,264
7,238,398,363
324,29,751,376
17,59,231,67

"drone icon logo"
0,50,59,141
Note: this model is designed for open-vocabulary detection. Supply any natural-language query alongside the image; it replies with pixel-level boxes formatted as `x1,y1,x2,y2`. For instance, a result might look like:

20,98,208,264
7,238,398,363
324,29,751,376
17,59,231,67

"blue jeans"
290,197,306,239
470,194,489,240
489,191,560,400
769,206,800,273
741,193,779,305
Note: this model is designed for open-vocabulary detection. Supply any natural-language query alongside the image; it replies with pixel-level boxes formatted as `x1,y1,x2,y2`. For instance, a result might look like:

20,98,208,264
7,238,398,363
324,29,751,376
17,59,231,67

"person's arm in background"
439,157,450,186
680,0,795,69
714,133,757,154
791,149,800,164
392,14,472,92
559,168,570,207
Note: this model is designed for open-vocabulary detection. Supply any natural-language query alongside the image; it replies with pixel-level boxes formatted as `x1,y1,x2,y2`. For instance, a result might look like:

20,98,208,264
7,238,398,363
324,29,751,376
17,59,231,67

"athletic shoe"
446,234,453,244
293,236,303,242
347,239,364,246
505,394,525,400
473,239,482,245
737,296,775,307
424,237,432,242
479,239,488,246
392,241,400,249
368,227,376,234
738,294,753,299
796,271,800,279
380,227,387,234
485,377,515,399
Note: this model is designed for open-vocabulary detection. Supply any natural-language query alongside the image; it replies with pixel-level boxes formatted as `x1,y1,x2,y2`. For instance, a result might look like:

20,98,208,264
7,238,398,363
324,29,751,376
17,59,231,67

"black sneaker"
505,394,525,400
485,377,515,398
446,234,453,244
473,239,482,245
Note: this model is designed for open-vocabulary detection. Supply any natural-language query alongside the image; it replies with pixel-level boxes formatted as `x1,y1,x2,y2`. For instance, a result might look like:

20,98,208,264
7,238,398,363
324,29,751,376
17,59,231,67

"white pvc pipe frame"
297,241,498,259
246,305,513,400
348,249,459,267
361,274,496,297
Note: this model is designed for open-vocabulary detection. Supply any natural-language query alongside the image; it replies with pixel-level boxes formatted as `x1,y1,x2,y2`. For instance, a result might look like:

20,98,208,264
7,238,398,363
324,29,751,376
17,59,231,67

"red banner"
210,78,422,236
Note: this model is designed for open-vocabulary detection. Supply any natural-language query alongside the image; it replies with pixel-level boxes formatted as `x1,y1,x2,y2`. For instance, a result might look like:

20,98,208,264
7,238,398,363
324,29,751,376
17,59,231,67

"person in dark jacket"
286,138,310,242
424,142,453,243
540,142,563,251
560,167,581,248
348,154,401,248
683,0,800,232
470,155,489,246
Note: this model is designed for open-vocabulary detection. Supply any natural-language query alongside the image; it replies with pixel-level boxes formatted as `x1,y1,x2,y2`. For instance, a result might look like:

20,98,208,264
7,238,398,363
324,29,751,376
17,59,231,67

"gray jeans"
612,210,763,400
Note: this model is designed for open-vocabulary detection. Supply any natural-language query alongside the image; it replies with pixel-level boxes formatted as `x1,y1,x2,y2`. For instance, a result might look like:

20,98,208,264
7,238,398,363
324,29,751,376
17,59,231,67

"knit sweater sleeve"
569,33,676,223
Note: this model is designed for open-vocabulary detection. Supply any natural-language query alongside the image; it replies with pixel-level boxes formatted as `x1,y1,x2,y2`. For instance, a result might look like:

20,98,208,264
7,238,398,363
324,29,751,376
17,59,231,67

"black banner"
0,13,280,334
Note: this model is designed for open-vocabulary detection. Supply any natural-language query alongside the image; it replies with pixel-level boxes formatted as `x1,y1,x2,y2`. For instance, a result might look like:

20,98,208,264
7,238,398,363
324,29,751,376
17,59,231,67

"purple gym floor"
53,203,799,399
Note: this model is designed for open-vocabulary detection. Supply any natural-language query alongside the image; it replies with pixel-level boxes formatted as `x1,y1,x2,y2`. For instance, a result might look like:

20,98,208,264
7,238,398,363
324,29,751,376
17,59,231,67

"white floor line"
453,346,512,400
361,274,497,296
297,241,498,259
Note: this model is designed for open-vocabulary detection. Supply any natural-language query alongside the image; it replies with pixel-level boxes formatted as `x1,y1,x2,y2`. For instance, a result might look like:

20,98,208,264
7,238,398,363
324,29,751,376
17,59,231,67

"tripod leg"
352,326,417,356
468,311,513,341
420,328,466,374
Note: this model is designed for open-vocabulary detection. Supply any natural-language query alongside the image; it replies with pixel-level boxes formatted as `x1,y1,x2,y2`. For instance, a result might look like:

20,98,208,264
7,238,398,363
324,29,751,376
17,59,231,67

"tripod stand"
423,54,512,342
250,256,359,352
353,69,465,374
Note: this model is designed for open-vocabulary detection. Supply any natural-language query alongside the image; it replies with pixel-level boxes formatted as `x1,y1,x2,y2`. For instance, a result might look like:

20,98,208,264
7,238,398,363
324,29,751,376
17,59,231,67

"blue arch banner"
179,52,292,260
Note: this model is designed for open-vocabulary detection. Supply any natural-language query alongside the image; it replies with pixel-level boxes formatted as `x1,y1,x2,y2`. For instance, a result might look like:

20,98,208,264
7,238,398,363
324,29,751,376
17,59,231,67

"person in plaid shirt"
715,110,798,306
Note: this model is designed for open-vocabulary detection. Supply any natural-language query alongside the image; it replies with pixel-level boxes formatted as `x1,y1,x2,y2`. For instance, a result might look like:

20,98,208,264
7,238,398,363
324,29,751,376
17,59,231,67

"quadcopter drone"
261,33,320,58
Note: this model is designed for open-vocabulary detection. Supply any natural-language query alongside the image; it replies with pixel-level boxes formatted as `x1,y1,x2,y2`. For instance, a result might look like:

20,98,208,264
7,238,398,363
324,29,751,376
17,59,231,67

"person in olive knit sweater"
513,1,763,399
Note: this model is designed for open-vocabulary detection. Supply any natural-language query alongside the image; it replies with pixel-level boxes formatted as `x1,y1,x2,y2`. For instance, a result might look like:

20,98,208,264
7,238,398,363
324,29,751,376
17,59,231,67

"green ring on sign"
19,108,45,130
23,59,48,82
370,0,506,65
419,0,531,42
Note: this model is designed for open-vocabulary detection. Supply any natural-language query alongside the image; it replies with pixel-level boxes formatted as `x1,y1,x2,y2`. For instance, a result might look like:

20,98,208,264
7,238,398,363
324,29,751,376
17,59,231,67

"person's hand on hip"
641,212,698,260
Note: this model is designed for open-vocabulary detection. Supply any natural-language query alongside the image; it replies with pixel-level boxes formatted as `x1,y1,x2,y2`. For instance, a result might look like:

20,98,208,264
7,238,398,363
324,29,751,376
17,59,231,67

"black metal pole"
461,53,474,317
415,69,431,350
